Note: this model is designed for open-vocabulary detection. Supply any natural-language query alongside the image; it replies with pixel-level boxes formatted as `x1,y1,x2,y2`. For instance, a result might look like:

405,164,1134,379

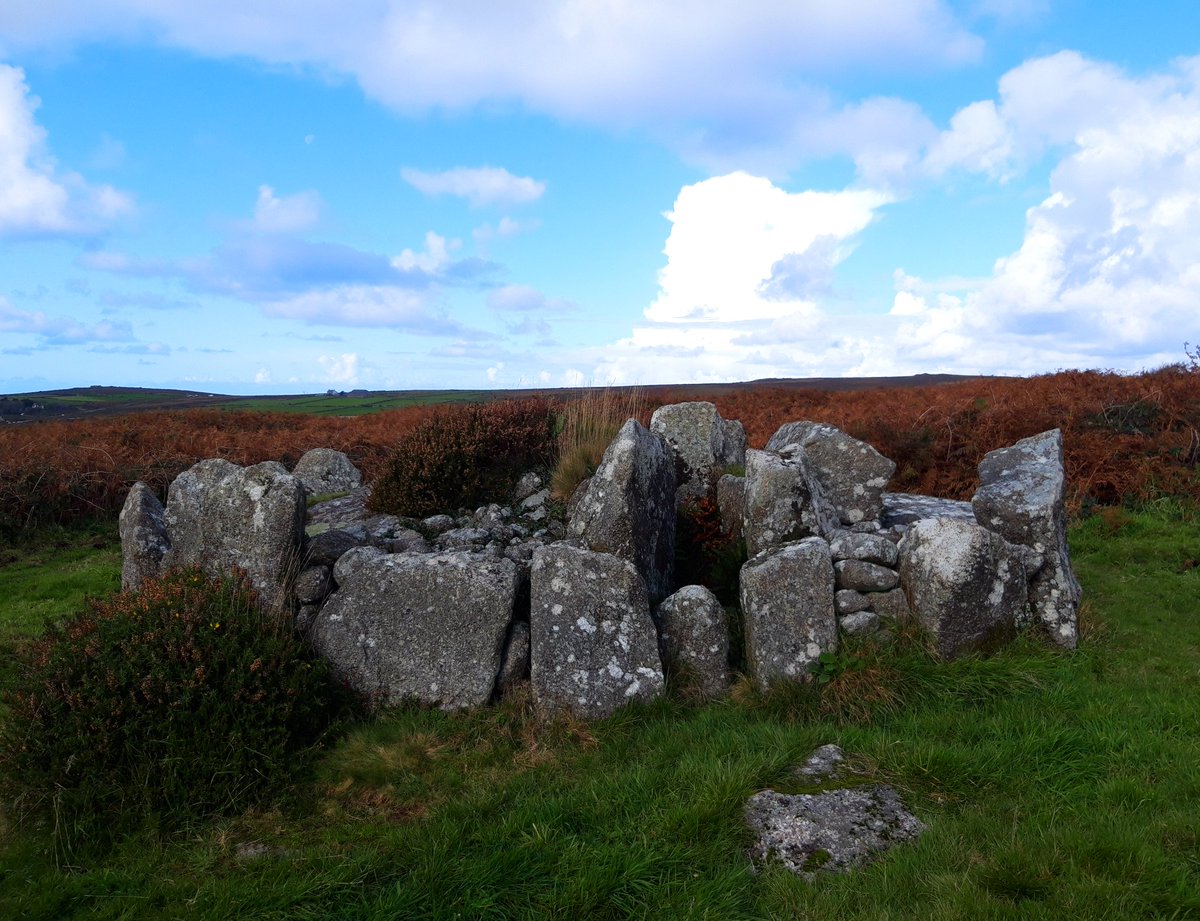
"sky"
1,1,1199,395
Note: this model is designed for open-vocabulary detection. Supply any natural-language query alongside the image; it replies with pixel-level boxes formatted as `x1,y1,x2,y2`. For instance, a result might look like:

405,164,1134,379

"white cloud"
392,231,459,273
0,3,981,172
254,368,271,383
486,284,576,313
318,352,359,385
402,166,545,208
0,64,133,235
0,297,135,344
262,284,464,332
250,184,321,233
647,172,890,324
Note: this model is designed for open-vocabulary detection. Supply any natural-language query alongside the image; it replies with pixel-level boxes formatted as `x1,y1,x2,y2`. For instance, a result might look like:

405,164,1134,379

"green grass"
218,392,495,416
1,502,1198,919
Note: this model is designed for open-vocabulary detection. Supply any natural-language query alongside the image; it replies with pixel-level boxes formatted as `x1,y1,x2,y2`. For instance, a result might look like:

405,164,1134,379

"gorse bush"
550,388,645,500
0,567,348,855
369,398,557,518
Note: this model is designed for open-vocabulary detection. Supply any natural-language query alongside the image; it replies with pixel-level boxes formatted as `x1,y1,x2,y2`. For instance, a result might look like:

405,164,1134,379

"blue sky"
1,1,1198,394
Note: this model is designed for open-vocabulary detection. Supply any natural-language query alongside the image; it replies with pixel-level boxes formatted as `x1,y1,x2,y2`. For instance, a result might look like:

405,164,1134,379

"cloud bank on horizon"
0,1,1198,392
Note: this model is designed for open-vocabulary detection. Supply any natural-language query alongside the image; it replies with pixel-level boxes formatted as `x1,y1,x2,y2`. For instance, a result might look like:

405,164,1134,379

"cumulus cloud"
318,352,359,385
647,172,890,324
249,184,321,233
402,166,546,207
0,64,133,235
262,284,486,336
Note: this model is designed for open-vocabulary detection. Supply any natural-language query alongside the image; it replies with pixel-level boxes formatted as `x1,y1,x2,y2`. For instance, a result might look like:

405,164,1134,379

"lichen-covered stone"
835,589,872,616
742,448,838,558
839,611,882,636
881,493,975,533
829,530,898,567
766,421,895,525
717,473,746,540
869,588,912,621
739,538,837,690
530,543,664,719
834,559,899,593
745,785,925,879
304,528,363,567
332,544,386,587
161,459,306,605
119,481,169,590
312,550,519,709
568,419,677,603
656,584,729,699
291,448,362,497
972,429,1081,649
899,517,1027,660
650,401,745,503
293,565,332,605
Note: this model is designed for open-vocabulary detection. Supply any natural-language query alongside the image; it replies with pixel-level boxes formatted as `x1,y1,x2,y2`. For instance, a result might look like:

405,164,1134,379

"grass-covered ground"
1,501,1198,919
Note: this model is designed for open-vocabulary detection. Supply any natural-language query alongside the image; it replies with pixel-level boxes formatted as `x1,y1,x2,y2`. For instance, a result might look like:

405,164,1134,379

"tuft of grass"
550,387,646,501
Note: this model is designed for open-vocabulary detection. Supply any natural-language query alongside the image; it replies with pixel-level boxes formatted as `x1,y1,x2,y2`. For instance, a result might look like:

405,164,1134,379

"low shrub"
0,567,348,855
369,398,557,518
550,388,645,500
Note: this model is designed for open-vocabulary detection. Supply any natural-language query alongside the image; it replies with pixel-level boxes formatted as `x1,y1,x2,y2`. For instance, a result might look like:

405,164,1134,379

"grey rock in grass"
795,743,847,782
766,421,895,525
162,459,306,606
834,559,899,593
828,530,898,568
717,473,746,540
739,537,837,690
869,588,912,622
839,611,882,637
742,448,838,558
568,419,677,604
530,543,664,720
291,448,362,498
650,401,745,504
899,517,1027,660
495,620,531,696
312,550,519,709
656,584,730,699
745,785,925,879
972,429,1081,649
119,481,170,590
514,471,544,503
835,589,872,616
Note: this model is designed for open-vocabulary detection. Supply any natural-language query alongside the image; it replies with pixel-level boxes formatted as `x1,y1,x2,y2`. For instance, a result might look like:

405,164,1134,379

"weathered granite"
119,481,169,590
291,448,362,497
742,448,838,558
656,584,730,699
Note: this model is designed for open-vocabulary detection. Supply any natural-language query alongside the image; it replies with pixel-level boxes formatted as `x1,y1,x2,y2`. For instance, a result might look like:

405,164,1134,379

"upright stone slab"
899,517,1027,660
291,448,362,497
530,543,664,719
311,550,519,709
656,584,730,699
650,401,746,504
717,473,746,540
739,538,837,690
161,459,306,604
972,429,1081,649
742,448,838,558
119,481,170,590
767,421,896,525
568,418,677,603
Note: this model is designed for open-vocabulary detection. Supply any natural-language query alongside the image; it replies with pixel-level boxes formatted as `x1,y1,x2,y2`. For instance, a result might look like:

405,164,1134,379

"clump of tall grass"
550,388,646,501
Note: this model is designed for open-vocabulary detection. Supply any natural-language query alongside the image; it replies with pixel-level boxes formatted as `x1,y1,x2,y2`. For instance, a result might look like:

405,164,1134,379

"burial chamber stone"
160,458,306,606
119,481,170,590
741,448,839,558
649,401,746,504
739,537,837,690
529,542,664,720
656,584,730,700
972,429,1081,649
568,418,677,604
291,448,362,498
899,517,1027,660
311,549,519,709
766,421,896,525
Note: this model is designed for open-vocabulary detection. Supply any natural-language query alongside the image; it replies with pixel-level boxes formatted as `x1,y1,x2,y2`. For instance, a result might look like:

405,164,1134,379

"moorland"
0,366,1197,920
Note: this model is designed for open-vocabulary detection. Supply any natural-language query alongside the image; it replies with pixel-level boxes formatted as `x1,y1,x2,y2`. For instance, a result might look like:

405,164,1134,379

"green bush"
369,398,557,518
0,567,347,853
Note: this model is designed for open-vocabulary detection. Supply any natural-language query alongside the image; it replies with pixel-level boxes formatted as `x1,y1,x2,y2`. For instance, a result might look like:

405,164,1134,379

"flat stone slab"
745,785,925,879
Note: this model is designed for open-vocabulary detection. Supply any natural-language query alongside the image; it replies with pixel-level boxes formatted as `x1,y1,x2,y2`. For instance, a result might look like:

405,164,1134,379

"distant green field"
218,391,494,416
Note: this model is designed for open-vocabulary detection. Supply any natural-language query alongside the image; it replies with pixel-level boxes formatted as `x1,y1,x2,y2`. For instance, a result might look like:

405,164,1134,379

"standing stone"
311,550,519,709
530,543,664,719
161,459,306,605
739,538,837,690
767,421,896,525
717,474,746,540
119,481,170,590
568,419,677,603
719,418,748,469
650,401,724,503
742,448,838,558
899,517,1027,660
656,585,730,699
291,448,362,497
972,429,1081,649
